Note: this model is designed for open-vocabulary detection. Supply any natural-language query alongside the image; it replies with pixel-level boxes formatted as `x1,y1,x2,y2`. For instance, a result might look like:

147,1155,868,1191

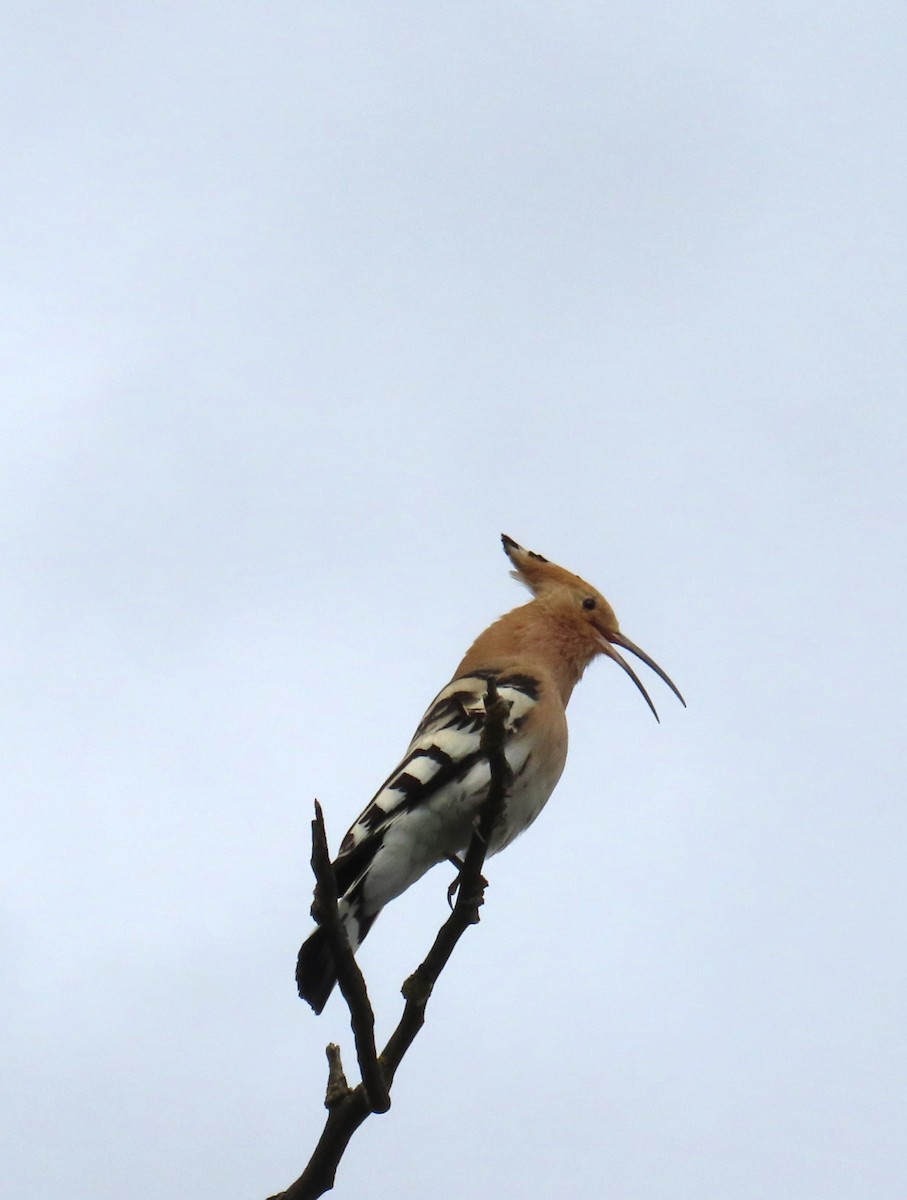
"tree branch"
268,677,512,1200
309,801,389,1113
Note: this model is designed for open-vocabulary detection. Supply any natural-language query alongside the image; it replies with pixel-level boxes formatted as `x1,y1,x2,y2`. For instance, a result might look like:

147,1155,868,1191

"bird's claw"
446,855,487,910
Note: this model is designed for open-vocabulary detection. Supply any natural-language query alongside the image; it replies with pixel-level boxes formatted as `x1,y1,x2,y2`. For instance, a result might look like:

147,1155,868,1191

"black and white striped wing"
332,671,539,889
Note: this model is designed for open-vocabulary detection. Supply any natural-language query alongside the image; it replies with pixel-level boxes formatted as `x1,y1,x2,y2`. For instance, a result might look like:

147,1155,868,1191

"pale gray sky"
4,4,906,1198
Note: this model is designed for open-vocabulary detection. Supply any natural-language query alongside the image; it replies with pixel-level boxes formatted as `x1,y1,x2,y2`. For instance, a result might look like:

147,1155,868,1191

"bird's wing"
332,670,539,888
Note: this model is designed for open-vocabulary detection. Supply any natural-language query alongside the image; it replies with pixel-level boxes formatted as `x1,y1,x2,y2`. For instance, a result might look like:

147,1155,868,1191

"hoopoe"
296,535,684,1013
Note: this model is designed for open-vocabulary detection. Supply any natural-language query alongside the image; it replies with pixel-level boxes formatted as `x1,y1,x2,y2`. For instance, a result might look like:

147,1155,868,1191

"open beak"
595,631,686,722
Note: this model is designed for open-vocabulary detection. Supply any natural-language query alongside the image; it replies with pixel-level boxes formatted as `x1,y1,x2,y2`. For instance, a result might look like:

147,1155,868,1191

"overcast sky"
4,4,906,1198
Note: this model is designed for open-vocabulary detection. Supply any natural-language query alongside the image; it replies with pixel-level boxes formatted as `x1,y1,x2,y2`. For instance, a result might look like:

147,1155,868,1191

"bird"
296,534,684,1012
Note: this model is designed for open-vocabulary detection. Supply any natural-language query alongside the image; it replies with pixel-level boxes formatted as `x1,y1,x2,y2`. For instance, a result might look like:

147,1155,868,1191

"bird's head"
501,534,685,720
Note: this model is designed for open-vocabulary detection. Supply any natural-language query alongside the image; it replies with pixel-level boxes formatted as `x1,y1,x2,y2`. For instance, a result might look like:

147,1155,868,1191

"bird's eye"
582,597,597,610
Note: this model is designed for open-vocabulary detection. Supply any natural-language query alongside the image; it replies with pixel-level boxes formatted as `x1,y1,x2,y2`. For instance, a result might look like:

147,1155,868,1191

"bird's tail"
296,899,377,1014
296,926,337,1014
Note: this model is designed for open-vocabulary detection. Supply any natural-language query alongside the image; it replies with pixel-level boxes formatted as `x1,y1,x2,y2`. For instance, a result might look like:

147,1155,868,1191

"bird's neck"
454,601,596,706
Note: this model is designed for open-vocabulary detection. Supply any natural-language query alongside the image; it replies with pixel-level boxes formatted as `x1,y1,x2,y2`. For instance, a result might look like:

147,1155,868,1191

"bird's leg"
446,853,488,910
446,855,464,909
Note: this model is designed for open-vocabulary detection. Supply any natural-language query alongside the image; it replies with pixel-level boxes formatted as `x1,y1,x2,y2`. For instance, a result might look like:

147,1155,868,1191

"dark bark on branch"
309,801,389,1113
266,678,512,1200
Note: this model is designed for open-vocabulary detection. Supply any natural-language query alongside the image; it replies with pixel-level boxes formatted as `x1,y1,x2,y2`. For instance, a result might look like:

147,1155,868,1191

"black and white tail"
295,925,338,1014
296,890,377,1013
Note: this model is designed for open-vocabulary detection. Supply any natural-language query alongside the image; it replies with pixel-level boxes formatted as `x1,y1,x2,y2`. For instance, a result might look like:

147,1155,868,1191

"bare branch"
382,679,511,1080
270,677,511,1200
309,802,389,1114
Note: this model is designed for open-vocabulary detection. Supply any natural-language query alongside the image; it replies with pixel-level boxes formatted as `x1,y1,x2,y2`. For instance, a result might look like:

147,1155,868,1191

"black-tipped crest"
501,533,548,564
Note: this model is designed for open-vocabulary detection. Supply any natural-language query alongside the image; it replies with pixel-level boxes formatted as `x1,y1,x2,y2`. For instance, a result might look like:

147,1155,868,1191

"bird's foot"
446,854,487,910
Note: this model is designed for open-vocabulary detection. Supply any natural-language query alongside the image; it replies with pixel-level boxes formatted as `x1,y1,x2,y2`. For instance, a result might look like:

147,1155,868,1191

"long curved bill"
596,631,686,722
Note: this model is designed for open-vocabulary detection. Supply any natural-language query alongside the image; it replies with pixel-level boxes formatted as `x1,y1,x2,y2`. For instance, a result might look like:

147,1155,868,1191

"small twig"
309,802,390,1114
274,678,511,1200
324,1045,350,1107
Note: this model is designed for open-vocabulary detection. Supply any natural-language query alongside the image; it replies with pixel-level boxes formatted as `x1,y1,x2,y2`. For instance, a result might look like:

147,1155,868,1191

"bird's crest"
501,533,588,595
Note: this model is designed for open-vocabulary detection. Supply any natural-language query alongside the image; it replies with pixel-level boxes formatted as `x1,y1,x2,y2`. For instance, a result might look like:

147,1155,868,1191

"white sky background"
3,3,906,1197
